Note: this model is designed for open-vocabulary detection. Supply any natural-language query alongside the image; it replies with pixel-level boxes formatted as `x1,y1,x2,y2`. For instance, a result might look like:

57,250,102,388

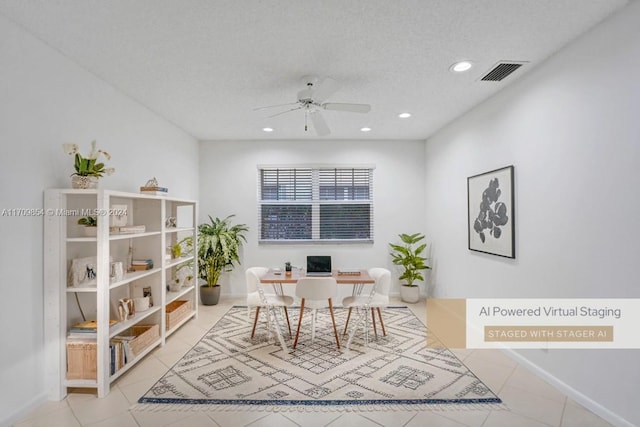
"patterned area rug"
135,306,501,412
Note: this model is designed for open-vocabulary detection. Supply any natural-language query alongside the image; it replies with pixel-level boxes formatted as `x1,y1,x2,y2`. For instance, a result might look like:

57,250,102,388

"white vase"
71,175,98,189
400,285,420,303
83,226,97,237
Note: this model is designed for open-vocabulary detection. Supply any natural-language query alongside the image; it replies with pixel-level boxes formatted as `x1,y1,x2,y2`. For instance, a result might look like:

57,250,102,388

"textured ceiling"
0,0,629,140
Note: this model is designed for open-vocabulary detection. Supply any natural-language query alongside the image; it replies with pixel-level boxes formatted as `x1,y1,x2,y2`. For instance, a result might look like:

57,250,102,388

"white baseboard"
501,349,634,427
0,393,48,427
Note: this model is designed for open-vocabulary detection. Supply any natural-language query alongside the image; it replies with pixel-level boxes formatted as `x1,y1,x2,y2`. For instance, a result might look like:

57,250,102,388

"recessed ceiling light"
450,61,473,72
262,127,274,132
360,127,372,132
398,112,412,119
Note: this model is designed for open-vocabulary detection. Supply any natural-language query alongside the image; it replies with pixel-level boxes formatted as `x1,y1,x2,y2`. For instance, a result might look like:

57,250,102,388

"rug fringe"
129,402,508,413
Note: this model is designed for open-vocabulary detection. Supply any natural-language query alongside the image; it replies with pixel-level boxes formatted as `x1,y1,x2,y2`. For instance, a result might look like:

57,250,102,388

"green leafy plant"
389,233,430,287
171,243,182,258
77,216,97,227
63,141,115,177
182,215,249,288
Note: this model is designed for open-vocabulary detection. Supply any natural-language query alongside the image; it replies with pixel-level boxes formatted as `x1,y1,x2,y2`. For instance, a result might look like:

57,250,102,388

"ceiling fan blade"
310,111,331,136
268,106,302,118
323,103,371,113
253,102,298,111
312,77,341,103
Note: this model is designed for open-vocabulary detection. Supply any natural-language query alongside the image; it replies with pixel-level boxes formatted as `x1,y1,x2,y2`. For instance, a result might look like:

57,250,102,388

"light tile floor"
15,297,613,427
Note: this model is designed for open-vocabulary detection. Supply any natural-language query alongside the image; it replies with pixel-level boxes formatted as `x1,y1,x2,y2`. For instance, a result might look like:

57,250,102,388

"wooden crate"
166,300,192,330
66,341,97,380
129,324,160,357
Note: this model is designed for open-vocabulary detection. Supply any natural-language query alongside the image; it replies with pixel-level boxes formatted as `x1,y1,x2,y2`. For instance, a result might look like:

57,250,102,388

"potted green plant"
389,232,430,303
63,141,115,189
187,215,248,305
77,216,98,237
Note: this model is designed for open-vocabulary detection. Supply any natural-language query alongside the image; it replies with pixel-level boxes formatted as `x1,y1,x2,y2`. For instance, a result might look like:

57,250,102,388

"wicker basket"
66,341,97,380
166,300,192,330
129,324,160,357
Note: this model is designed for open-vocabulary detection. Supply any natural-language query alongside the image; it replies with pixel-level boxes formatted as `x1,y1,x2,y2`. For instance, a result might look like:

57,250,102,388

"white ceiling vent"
480,62,527,81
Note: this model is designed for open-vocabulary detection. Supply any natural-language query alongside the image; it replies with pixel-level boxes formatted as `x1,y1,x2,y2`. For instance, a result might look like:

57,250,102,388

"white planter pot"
400,285,420,303
83,226,97,237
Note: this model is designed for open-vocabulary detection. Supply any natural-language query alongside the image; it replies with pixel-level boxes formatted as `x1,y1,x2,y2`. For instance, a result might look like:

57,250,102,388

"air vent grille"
481,62,524,82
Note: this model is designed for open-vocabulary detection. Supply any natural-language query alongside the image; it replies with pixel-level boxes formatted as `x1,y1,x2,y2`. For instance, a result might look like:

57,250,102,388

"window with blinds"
259,166,374,243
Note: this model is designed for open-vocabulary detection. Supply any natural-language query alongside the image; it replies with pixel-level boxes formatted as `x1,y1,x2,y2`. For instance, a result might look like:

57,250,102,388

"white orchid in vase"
63,141,115,188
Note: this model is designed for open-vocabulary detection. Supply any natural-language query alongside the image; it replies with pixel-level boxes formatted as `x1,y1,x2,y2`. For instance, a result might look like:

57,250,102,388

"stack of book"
117,225,146,234
68,319,117,340
110,335,135,374
140,186,168,196
132,259,154,271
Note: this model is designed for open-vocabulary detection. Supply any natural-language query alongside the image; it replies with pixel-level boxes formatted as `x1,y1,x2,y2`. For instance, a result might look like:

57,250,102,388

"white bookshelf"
44,189,198,399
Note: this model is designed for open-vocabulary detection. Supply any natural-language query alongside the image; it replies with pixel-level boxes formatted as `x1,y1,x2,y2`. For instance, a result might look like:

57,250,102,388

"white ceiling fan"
254,75,371,136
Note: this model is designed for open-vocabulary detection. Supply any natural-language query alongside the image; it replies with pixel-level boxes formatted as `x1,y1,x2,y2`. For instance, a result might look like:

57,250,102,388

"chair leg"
371,307,378,338
342,307,352,336
377,307,386,336
311,309,317,342
293,299,305,349
251,306,260,338
283,306,292,338
328,298,341,349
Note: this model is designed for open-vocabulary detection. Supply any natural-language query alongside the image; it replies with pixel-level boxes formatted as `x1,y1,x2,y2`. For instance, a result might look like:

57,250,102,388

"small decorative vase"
83,226,97,237
71,175,98,189
169,280,182,292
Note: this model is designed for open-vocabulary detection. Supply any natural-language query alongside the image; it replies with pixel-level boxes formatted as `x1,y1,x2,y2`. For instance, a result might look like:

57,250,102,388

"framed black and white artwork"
467,165,515,258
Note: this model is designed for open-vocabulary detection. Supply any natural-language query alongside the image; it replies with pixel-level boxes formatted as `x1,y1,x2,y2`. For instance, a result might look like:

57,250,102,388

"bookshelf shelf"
44,189,198,400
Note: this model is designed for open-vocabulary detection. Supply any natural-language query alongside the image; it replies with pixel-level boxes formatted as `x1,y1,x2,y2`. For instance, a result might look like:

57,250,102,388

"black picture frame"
467,165,515,258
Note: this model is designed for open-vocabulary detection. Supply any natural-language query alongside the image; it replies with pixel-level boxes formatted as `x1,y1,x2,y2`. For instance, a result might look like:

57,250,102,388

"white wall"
0,15,199,426
423,2,640,426
198,139,426,300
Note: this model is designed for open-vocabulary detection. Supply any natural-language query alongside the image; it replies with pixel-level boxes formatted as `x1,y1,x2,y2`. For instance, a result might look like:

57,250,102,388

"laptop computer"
306,255,332,276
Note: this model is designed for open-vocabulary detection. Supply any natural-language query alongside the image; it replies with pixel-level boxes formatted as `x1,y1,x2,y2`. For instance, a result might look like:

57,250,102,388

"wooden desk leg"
293,299,305,349
251,306,260,338
328,298,341,349
342,307,352,336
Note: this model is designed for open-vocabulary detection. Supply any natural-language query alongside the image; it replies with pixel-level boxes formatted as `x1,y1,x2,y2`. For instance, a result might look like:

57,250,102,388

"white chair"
342,268,391,347
293,277,341,350
245,267,293,352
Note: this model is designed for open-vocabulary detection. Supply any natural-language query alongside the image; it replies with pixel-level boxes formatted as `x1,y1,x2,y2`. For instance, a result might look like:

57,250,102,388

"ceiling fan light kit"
255,75,371,136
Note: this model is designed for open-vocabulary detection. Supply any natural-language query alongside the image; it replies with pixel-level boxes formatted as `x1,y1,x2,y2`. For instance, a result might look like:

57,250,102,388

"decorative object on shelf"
110,204,128,227
171,243,182,259
182,215,248,305
63,141,115,189
68,256,112,287
117,298,135,321
140,177,168,195
110,262,124,282
77,216,98,236
389,233,430,304
126,241,134,273
183,274,194,288
143,286,153,307
169,277,182,292
165,216,177,228
467,165,515,258
133,297,150,312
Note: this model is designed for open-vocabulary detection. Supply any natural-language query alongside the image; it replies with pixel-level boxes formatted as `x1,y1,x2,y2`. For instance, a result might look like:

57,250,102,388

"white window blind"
258,166,374,243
